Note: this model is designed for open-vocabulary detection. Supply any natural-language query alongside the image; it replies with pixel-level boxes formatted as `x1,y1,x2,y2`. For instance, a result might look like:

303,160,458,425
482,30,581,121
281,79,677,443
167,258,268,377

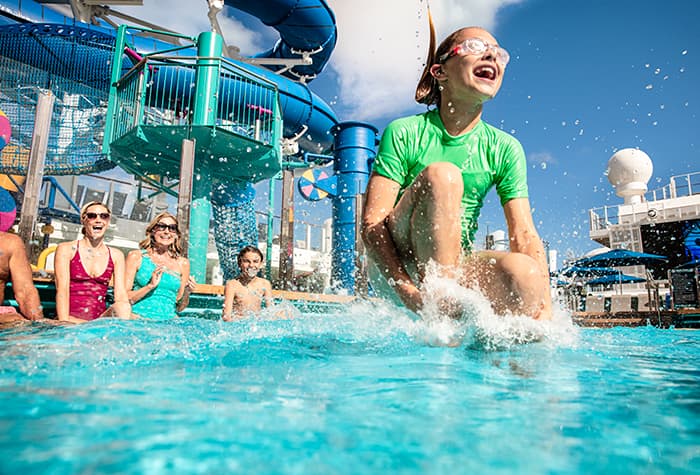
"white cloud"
114,0,264,54
327,0,522,121
113,0,520,122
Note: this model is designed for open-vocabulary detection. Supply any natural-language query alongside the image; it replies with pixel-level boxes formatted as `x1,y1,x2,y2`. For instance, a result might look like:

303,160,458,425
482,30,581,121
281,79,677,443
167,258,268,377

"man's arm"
361,173,422,311
7,235,43,320
503,198,552,319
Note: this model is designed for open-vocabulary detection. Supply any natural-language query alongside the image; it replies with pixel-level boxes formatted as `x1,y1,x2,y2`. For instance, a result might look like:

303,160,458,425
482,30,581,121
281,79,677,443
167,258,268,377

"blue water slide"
224,0,336,80
222,0,339,152
0,0,339,153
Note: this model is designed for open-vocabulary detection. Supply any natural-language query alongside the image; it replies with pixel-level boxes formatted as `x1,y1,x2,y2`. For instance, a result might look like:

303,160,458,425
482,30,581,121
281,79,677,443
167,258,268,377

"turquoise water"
0,300,698,474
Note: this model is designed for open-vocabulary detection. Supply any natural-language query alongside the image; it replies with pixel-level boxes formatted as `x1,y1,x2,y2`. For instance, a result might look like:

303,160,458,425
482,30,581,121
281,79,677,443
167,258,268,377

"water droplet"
540,162,547,170
645,84,653,90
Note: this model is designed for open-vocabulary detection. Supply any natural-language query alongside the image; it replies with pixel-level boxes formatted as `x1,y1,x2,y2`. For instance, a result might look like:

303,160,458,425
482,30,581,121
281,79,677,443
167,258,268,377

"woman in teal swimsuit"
361,23,551,320
125,212,195,320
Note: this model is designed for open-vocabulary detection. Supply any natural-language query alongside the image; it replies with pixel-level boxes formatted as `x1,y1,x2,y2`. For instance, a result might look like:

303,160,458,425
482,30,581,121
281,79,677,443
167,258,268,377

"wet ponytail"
415,12,474,108
414,8,439,105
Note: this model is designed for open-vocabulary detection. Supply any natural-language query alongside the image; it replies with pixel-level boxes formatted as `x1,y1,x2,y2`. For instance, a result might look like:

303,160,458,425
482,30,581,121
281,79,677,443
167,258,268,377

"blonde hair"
80,201,111,235
139,212,183,257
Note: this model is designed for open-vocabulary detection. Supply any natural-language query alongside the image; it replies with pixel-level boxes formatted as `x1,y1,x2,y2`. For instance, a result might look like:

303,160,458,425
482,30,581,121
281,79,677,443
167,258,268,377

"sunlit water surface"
0,293,698,474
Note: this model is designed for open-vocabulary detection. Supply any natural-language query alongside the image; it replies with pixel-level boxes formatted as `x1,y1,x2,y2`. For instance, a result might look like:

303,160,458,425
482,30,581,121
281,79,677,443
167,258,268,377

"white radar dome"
606,148,653,204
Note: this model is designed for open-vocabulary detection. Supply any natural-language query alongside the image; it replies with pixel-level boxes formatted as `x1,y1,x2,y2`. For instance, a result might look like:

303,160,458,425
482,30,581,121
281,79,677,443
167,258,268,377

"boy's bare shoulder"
224,278,244,289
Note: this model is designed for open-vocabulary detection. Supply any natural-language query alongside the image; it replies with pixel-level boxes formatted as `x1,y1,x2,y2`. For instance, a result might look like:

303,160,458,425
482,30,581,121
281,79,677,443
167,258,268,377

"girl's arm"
361,173,422,311
503,198,552,319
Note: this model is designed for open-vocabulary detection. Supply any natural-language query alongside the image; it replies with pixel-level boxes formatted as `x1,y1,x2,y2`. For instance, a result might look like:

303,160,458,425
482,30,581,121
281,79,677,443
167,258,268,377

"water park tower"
0,0,378,294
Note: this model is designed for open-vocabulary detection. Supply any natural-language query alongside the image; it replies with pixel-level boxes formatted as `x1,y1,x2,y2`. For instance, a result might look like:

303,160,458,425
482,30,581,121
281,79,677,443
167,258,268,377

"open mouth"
474,65,497,81
92,224,105,232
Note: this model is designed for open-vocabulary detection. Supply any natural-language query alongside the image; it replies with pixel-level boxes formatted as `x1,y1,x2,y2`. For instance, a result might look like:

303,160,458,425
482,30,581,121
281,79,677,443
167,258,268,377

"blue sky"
116,0,699,262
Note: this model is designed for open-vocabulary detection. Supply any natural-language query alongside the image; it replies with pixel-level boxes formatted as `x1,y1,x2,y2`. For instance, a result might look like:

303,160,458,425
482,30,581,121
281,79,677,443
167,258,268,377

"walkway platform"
572,309,700,328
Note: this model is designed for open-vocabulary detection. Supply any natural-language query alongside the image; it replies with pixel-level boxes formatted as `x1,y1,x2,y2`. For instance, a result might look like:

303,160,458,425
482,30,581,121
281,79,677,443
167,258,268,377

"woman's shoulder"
107,245,125,256
56,240,78,255
126,248,143,262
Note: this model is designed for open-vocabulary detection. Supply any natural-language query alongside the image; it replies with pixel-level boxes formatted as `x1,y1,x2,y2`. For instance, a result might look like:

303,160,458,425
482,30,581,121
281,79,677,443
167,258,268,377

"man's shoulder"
0,232,23,251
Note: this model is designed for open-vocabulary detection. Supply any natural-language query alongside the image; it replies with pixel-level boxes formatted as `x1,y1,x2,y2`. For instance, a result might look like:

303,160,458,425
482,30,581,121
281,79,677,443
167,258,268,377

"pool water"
0,298,698,474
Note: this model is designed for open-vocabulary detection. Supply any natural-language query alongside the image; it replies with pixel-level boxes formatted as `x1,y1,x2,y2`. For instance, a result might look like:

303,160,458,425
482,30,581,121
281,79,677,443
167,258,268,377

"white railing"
589,171,700,232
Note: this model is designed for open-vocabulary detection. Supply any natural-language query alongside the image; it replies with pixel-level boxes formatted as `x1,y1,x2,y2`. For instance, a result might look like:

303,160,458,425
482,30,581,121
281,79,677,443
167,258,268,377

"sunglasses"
153,223,178,232
439,37,510,66
84,212,111,220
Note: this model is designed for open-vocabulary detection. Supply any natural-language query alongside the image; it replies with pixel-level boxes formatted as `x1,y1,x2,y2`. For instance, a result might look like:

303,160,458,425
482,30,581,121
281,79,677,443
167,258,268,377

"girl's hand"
186,276,197,291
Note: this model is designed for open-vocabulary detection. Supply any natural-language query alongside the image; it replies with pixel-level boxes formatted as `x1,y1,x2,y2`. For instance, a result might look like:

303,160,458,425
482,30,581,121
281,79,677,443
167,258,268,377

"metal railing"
589,171,700,232
107,52,280,149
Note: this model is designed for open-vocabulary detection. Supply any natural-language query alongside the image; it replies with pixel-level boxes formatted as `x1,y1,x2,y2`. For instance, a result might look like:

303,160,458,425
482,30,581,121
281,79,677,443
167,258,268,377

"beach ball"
0,109,10,151
0,186,17,232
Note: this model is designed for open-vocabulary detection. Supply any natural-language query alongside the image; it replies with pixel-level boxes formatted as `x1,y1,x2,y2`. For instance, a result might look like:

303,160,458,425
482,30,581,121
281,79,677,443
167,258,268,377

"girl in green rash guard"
361,22,551,320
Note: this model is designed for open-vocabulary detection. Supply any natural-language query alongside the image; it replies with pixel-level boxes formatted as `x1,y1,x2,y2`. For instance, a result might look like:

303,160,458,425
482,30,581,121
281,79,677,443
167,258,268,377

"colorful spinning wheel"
298,168,331,201
0,186,17,232
0,108,10,151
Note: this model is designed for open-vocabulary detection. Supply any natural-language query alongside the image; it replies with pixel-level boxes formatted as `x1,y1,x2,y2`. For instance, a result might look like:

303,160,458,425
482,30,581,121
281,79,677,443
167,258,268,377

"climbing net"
0,24,115,175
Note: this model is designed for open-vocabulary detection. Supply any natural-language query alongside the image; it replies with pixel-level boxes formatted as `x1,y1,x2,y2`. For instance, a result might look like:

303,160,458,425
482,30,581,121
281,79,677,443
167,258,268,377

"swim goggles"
438,37,510,66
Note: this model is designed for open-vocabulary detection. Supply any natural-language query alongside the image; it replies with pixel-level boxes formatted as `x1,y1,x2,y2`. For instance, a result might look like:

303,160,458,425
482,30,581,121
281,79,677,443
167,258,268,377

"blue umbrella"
572,249,667,268
587,274,646,286
676,259,700,269
559,266,620,278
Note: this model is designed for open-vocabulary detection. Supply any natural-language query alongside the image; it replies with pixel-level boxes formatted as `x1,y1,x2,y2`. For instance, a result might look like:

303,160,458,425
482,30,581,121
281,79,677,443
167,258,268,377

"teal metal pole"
102,24,128,155
188,31,223,282
266,175,277,280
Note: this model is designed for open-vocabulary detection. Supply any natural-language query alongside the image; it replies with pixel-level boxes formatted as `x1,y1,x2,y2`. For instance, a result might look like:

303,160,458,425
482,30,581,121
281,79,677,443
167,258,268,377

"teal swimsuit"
131,251,181,320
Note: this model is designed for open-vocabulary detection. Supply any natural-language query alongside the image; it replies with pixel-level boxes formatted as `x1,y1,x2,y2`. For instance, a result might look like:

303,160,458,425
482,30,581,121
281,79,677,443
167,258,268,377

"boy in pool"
222,245,274,321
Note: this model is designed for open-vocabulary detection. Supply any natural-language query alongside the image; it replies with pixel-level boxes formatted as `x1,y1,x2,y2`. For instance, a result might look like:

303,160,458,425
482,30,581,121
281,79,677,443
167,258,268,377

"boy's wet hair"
237,245,263,265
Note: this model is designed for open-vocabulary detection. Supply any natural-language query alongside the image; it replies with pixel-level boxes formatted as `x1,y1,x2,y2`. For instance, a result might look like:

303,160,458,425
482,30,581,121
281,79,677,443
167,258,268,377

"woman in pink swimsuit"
54,201,131,323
